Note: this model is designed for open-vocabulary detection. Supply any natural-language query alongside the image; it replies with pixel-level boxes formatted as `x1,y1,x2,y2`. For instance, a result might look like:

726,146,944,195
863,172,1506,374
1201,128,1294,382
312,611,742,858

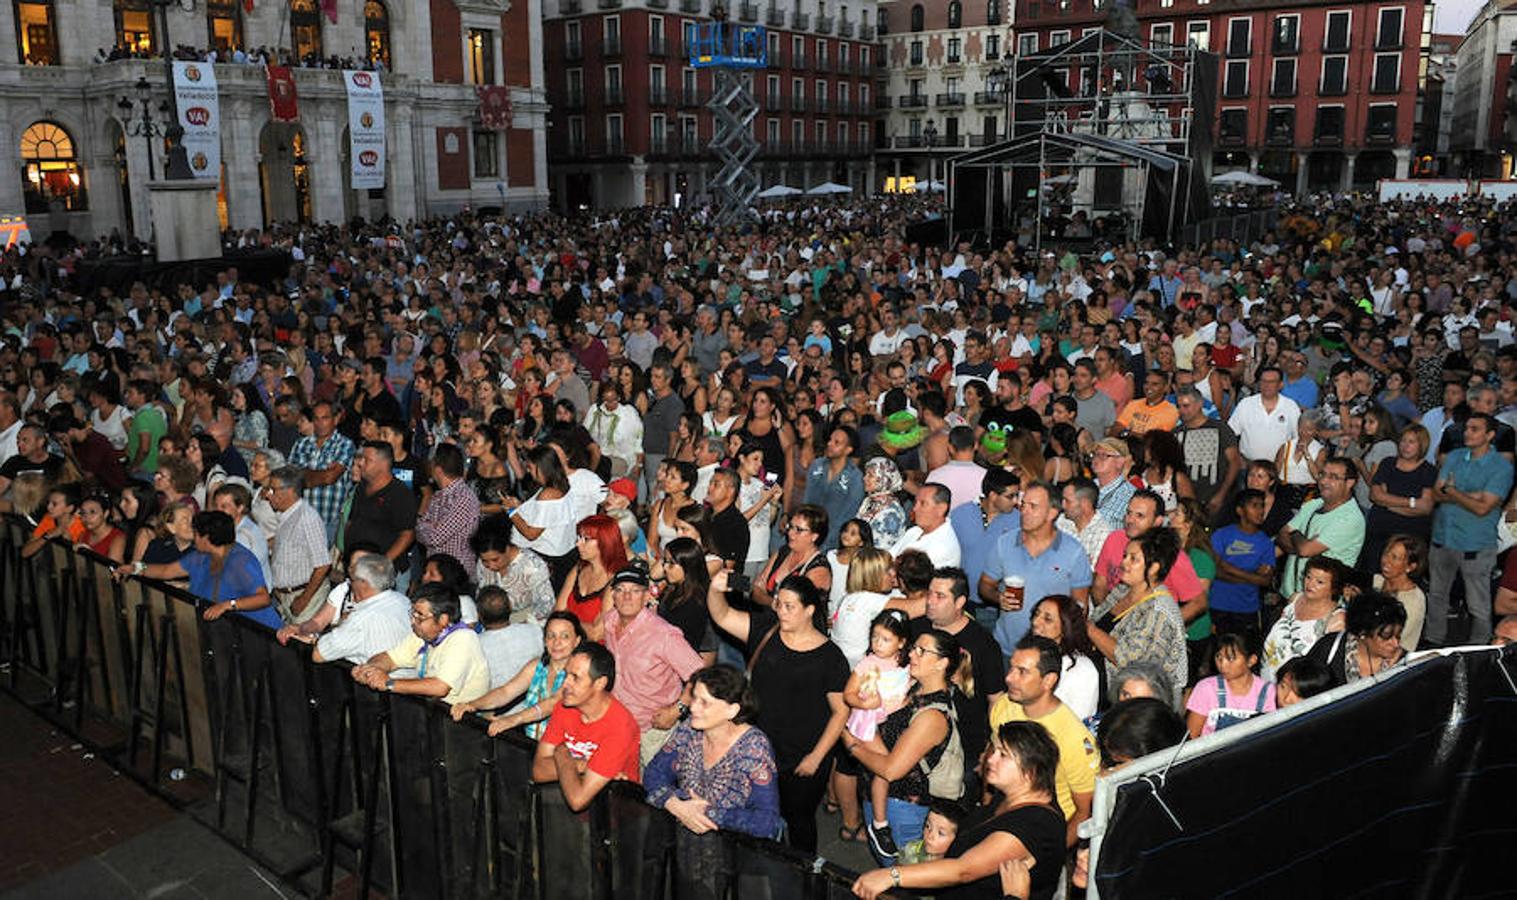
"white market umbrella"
1211,170,1280,188
807,181,854,195
914,179,947,193
1042,174,1075,186
757,184,802,198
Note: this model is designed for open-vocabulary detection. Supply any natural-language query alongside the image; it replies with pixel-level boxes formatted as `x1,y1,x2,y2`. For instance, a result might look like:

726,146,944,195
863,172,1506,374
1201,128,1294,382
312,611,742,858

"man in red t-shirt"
1091,490,1205,626
533,642,641,812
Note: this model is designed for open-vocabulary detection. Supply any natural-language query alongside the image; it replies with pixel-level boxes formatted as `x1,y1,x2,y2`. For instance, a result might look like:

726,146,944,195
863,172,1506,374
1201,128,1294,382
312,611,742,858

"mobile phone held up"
727,573,752,593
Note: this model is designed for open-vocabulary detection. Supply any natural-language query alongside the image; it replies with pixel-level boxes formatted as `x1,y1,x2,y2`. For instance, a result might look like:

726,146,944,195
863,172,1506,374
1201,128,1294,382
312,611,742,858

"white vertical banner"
171,61,221,181
343,69,386,190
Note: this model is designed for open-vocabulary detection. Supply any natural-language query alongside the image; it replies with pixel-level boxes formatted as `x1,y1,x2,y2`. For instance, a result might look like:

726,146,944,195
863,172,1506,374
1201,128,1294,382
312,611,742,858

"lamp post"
118,76,172,181
985,63,1010,141
923,119,938,188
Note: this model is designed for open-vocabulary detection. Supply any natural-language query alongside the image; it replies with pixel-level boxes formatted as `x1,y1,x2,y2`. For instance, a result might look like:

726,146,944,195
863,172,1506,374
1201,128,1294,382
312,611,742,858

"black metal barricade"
0,514,881,899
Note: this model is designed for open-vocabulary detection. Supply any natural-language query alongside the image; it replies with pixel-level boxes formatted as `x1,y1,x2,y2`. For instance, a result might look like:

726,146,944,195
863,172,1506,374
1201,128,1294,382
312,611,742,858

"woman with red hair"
555,513,628,641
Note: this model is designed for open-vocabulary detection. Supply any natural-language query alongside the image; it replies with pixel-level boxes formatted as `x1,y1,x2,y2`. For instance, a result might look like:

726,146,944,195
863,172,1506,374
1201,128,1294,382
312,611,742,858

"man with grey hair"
1176,386,1242,517
691,306,727,375
277,553,412,666
266,465,332,622
690,436,725,503
1109,660,1178,712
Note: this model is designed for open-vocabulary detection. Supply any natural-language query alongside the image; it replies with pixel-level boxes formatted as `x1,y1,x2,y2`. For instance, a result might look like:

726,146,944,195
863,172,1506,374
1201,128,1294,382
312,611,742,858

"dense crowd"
3,191,1517,900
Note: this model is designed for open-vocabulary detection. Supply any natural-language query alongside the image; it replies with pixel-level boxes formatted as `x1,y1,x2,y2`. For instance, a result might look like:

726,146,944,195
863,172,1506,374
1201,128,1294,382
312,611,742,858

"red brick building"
1011,0,1432,193
541,0,883,209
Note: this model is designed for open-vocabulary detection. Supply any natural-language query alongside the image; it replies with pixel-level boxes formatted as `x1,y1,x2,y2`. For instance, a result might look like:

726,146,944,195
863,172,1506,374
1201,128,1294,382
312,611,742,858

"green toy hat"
879,410,928,451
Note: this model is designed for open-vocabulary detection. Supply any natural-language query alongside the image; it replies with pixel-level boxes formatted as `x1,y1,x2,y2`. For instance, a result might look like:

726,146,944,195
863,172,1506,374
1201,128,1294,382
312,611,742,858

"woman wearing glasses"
752,504,833,608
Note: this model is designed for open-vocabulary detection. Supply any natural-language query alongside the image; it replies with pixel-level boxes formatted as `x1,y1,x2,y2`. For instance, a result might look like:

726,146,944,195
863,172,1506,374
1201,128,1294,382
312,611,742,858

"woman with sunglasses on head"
652,537,718,665
753,504,833,608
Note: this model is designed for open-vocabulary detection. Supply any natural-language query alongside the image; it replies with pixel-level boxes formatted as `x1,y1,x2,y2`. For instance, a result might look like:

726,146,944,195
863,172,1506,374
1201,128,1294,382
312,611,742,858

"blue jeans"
864,797,930,865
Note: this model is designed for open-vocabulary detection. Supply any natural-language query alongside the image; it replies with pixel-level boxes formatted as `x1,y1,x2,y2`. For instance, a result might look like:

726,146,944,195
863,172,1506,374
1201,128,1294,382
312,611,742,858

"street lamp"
118,76,172,180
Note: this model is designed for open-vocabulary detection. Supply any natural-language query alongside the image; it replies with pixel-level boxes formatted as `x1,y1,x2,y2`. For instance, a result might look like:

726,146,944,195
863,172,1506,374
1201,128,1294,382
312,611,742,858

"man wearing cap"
601,568,704,764
1089,437,1137,530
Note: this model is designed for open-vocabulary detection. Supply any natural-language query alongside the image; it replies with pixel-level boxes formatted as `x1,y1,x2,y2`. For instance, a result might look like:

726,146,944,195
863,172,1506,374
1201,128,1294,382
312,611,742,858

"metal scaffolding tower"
687,18,767,225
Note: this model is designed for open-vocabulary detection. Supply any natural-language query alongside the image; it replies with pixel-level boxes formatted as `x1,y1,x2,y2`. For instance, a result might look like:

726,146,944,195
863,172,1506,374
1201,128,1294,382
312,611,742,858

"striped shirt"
271,499,331,590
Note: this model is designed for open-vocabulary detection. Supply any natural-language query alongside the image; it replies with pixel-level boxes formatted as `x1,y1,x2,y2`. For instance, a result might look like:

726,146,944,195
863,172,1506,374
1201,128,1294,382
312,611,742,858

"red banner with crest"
476,85,514,130
267,65,299,122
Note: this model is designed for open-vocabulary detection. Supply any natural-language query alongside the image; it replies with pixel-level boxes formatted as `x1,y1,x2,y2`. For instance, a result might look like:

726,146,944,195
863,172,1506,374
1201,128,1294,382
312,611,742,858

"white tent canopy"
914,179,947,193
1211,170,1280,187
756,184,802,198
806,181,853,195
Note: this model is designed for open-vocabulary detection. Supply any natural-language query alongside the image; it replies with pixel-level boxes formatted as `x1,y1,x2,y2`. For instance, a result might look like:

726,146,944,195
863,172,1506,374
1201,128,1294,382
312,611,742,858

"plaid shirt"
415,477,482,571
288,431,356,533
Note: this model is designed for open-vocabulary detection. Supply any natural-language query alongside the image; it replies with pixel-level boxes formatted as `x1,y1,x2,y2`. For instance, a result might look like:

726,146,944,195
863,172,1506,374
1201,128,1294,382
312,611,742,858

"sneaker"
865,820,897,861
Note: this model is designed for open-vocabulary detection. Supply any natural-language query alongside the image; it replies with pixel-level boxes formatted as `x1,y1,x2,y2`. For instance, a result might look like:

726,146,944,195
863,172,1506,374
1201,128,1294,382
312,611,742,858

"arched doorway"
20,120,87,213
258,121,310,225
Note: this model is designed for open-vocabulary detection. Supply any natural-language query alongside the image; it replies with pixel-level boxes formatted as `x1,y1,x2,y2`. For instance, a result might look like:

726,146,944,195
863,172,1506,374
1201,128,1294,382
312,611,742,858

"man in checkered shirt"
288,401,357,544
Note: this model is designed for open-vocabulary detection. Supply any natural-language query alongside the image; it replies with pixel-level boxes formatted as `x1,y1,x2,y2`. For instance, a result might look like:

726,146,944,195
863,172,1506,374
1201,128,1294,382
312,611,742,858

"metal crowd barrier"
0,514,875,899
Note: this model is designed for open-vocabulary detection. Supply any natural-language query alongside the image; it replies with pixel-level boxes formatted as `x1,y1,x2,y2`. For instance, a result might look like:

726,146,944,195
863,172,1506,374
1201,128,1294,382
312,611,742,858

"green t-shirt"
1186,547,1216,642
127,404,168,472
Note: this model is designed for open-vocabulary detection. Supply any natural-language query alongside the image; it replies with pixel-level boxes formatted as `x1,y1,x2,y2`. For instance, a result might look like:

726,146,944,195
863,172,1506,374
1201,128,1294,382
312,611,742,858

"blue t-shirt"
984,530,1093,657
179,544,283,630
1209,525,1275,614
1281,376,1319,411
1433,447,1514,551
949,502,1021,606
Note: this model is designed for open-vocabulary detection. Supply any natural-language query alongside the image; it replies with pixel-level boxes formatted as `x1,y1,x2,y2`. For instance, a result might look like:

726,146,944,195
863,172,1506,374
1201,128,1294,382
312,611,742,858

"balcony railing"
817,16,835,34
1320,78,1348,96
767,7,783,26
679,0,700,12
650,85,669,105
792,52,807,69
974,91,999,105
565,91,585,109
898,94,928,108
874,94,892,110
766,92,782,110
839,19,854,37
607,135,625,154
815,56,831,72
650,134,669,154
565,41,583,61
936,92,965,106
791,11,809,29
740,1,759,22
1366,122,1397,144
597,0,621,8
835,99,852,115
1313,129,1343,147
604,34,622,56
946,52,962,65
649,33,667,55
563,0,582,12
790,96,808,112
1218,129,1247,146
969,134,998,146
815,98,830,113
648,0,667,7
1265,126,1293,147
1375,31,1403,51
567,140,587,157
861,25,875,41
605,84,624,104
680,87,704,106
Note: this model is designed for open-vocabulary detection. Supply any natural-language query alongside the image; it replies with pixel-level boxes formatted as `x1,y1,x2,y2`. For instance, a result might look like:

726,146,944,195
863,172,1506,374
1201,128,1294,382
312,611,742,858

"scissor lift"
686,21,767,225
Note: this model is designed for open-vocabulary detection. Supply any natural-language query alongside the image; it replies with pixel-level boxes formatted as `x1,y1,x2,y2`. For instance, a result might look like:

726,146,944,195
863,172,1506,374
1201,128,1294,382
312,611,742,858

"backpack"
915,700,966,801
1211,675,1271,732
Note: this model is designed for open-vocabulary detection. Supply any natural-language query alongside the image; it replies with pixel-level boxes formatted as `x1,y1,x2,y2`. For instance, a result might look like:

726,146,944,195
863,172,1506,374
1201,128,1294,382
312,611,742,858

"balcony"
968,134,998,147
680,87,704,106
839,19,854,37
936,134,967,148
607,135,625,155
875,94,892,110
835,99,852,115
766,92,782,111
815,98,830,113
739,1,758,22
792,52,808,70
604,34,622,56
856,60,872,76
649,33,667,56
767,7,783,26
861,25,875,41
650,85,669,105
974,91,1000,105
567,140,587,158
564,91,585,109
679,0,700,11
791,11,810,30
563,0,582,11
1265,123,1293,146
605,84,624,104
946,52,962,65
763,138,790,156
676,137,704,157
898,94,928,108
936,92,966,107
597,0,621,8
650,133,669,155
815,55,831,72
565,41,583,61
790,96,808,112
908,50,925,67
817,16,835,34
1366,123,1397,144
1313,130,1343,147
894,136,924,148
648,0,667,6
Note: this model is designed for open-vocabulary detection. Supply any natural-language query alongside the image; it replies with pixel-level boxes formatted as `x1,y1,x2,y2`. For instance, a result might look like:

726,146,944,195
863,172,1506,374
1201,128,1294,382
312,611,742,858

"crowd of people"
94,42,388,72
4,190,1517,900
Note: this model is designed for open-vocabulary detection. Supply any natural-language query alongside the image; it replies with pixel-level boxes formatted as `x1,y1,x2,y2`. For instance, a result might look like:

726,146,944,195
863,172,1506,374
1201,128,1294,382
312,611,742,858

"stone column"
1342,152,1358,194
308,113,346,225
1295,151,1311,196
1393,147,1413,178
386,105,418,222
0,118,26,223
222,102,263,231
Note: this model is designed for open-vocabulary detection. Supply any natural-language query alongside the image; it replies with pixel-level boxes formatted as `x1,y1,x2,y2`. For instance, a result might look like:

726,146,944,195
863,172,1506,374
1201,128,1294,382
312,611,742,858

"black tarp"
71,248,294,296
1092,648,1517,899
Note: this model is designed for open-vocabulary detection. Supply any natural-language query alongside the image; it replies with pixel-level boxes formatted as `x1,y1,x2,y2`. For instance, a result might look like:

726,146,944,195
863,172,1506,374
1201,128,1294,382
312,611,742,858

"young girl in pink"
1186,630,1277,737
833,610,913,843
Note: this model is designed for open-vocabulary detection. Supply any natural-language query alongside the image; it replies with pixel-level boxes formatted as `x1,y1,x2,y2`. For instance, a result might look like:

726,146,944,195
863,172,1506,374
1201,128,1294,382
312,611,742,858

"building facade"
540,0,881,210
1451,0,1517,177
875,0,1011,190
0,0,547,243
1009,0,1431,194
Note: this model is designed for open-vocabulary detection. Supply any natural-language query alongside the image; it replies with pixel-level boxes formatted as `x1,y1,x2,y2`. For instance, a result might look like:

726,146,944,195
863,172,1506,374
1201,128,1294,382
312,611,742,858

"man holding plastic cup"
979,482,1093,660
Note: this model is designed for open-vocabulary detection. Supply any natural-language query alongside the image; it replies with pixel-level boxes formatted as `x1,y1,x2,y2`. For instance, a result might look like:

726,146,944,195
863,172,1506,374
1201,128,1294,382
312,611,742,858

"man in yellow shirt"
351,583,491,705
989,635,1098,847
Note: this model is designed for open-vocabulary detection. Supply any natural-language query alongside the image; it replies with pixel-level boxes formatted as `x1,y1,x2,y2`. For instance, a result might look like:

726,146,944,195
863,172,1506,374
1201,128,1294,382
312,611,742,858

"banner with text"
343,69,385,190
171,61,221,182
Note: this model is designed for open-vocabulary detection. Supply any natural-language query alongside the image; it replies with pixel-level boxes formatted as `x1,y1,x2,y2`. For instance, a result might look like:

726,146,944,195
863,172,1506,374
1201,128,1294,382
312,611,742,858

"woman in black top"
654,537,716,663
851,721,1066,900
706,571,848,853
